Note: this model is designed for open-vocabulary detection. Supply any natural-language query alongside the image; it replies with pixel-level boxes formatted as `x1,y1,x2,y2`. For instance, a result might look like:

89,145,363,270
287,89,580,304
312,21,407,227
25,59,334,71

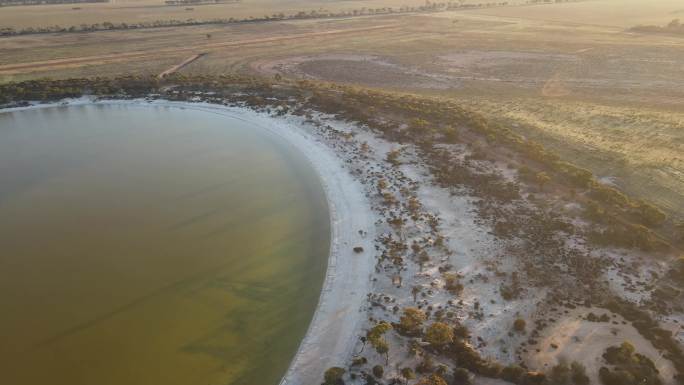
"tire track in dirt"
158,53,207,78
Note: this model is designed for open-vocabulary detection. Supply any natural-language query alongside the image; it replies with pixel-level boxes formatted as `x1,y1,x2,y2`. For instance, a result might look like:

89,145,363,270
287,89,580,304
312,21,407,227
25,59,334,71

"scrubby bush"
372,365,384,379
397,307,426,336
501,364,525,383
401,367,416,383
548,361,571,384
452,367,472,384
513,318,526,332
443,273,464,295
323,367,346,385
425,322,454,349
599,342,662,385
570,361,590,385
416,355,435,374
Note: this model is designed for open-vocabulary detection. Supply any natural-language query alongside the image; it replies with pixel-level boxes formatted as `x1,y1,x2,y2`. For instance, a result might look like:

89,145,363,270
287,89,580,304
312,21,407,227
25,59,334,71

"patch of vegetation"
425,322,454,350
630,19,684,36
547,361,590,385
395,307,426,337
603,299,684,383
513,318,526,333
599,342,662,385
323,367,346,385
366,322,392,365
372,365,383,379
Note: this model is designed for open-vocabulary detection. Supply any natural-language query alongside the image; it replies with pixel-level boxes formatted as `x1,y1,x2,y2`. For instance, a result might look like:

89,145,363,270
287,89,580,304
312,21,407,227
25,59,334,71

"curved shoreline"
1,99,375,385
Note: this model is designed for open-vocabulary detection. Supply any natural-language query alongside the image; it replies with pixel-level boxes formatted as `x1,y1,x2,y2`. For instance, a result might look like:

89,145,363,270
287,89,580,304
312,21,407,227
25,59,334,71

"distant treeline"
0,2,509,37
0,0,106,6
0,0,589,36
630,19,684,36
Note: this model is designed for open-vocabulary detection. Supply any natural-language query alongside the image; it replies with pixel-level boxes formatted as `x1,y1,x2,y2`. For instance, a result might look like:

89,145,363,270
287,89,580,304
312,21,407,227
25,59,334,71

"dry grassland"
0,0,445,29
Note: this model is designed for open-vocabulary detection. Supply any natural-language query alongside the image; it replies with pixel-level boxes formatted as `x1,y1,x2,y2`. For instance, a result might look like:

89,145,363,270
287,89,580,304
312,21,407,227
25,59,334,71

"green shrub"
323,367,346,385
372,365,383,378
513,318,526,332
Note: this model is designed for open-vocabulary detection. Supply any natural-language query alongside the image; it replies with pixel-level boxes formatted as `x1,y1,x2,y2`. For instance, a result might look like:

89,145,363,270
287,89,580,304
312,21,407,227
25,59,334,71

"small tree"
570,361,590,385
536,171,551,191
501,365,525,383
513,318,526,333
372,365,384,379
358,336,367,353
399,307,426,336
367,322,392,341
452,367,471,384
367,322,392,365
411,285,421,302
376,340,389,365
443,273,464,295
323,367,346,385
548,361,571,384
387,149,401,165
401,367,416,384
425,322,454,349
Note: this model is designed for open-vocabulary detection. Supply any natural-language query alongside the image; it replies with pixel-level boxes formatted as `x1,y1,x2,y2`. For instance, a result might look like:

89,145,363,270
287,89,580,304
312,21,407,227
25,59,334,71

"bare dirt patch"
253,53,455,90
525,306,677,384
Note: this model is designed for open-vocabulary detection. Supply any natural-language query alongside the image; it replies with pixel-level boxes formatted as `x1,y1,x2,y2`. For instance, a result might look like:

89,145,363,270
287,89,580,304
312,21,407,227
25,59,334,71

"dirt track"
158,53,207,78
0,24,399,75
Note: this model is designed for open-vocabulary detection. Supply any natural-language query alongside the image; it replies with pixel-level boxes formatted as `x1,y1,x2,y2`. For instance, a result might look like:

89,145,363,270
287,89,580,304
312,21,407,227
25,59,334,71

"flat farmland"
0,0,429,29
459,0,684,27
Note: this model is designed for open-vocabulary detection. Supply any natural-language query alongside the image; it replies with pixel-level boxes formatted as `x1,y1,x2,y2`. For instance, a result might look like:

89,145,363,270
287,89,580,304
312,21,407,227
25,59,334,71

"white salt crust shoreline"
1,98,376,385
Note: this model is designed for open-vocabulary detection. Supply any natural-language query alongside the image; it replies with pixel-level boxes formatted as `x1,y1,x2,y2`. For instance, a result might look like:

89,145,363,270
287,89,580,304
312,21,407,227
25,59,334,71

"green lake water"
0,104,329,385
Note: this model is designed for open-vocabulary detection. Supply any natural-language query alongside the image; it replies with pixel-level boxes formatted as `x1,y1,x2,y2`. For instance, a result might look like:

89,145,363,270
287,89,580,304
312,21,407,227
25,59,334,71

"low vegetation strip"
0,4,439,37
630,19,684,36
0,0,587,37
